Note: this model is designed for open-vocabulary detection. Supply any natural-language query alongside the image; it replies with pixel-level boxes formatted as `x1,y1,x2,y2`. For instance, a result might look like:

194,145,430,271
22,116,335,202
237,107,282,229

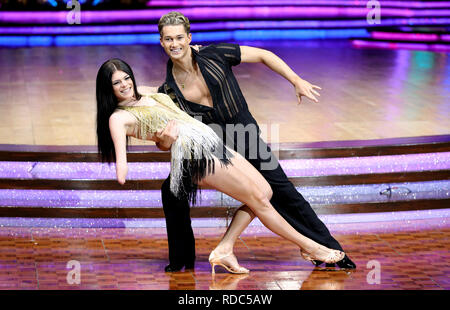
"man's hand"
191,44,202,52
155,120,179,151
293,77,321,105
137,96,155,106
137,86,157,95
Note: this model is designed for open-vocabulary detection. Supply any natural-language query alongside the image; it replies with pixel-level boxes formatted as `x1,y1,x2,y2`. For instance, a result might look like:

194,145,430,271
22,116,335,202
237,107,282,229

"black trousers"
161,137,343,266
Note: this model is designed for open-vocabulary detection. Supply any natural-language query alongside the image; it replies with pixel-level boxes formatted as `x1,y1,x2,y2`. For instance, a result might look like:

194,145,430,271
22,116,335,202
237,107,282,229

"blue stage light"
0,29,369,47
47,0,58,7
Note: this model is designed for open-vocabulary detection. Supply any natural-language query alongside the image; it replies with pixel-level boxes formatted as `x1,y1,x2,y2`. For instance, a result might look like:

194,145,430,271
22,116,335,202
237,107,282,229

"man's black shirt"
158,43,261,147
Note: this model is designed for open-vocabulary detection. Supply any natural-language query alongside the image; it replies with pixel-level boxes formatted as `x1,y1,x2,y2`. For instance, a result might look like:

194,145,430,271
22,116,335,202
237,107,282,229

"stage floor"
0,39,449,145
0,216,448,290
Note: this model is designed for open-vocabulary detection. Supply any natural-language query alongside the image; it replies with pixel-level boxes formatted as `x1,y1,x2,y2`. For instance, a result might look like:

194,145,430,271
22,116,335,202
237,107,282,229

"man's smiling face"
160,24,192,60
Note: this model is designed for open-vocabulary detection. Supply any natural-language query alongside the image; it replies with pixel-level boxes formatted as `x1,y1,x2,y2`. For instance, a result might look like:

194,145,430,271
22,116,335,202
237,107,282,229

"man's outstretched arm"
240,46,321,104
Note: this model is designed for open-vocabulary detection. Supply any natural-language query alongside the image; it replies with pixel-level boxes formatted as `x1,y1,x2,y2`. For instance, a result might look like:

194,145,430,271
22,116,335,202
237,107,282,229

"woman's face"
111,70,135,102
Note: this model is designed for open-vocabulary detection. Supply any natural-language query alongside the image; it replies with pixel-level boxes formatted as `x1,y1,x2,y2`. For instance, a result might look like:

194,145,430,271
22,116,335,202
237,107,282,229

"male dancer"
155,12,356,272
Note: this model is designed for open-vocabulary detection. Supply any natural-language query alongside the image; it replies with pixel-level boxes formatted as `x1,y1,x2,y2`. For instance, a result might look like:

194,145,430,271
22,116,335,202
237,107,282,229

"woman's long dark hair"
96,58,141,164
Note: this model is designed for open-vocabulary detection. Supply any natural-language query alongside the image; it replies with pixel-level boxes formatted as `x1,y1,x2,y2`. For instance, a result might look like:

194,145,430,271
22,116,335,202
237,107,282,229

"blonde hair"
158,11,190,36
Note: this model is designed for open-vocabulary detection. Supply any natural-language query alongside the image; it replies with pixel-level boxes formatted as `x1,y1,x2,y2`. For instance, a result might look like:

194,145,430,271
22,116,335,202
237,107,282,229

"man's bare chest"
176,68,214,108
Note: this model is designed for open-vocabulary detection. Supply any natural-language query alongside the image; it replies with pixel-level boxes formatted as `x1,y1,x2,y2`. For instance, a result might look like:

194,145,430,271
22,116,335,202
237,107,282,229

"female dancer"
96,58,345,274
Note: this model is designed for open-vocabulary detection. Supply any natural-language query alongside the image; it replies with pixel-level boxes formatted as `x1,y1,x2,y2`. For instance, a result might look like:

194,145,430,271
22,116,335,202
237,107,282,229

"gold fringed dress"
116,92,233,205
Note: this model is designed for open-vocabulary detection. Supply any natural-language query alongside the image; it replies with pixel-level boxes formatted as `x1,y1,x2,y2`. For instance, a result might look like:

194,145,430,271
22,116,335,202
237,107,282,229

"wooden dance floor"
0,218,448,290
0,40,449,145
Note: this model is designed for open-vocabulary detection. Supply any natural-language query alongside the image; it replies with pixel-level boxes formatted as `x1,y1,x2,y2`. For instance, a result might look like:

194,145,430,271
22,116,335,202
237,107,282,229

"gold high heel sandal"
209,251,250,275
300,248,345,264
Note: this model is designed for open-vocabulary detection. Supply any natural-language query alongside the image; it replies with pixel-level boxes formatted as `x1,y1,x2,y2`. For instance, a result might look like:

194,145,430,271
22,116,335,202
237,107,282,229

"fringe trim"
171,139,233,206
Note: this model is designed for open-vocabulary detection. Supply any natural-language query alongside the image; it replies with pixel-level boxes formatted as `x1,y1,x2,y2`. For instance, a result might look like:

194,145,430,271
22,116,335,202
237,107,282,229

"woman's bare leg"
209,205,255,271
211,148,272,258
206,149,268,271
220,205,255,252
198,150,344,264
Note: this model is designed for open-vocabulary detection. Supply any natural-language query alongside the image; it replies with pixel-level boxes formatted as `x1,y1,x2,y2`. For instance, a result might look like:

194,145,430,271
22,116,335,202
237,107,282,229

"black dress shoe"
323,255,356,269
336,255,356,269
164,262,195,272
314,255,356,269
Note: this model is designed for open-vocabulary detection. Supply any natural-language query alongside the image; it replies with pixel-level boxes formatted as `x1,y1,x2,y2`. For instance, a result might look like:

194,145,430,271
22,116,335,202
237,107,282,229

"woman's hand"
116,161,128,185
155,120,179,151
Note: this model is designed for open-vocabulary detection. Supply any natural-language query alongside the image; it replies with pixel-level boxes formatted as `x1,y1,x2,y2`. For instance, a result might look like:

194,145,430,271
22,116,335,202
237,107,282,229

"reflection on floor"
0,215,448,290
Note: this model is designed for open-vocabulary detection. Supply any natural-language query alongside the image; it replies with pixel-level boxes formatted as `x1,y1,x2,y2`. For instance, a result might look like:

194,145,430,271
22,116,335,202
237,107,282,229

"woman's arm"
109,112,129,185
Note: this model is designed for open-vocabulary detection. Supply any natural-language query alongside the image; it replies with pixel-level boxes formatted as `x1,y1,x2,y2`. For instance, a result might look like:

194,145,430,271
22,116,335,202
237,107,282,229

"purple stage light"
441,35,450,42
371,31,440,42
0,25,158,35
146,0,450,9
0,152,449,180
0,188,221,208
2,18,450,35
0,161,171,180
1,7,450,24
352,40,450,52
0,208,448,229
0,180,448,208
